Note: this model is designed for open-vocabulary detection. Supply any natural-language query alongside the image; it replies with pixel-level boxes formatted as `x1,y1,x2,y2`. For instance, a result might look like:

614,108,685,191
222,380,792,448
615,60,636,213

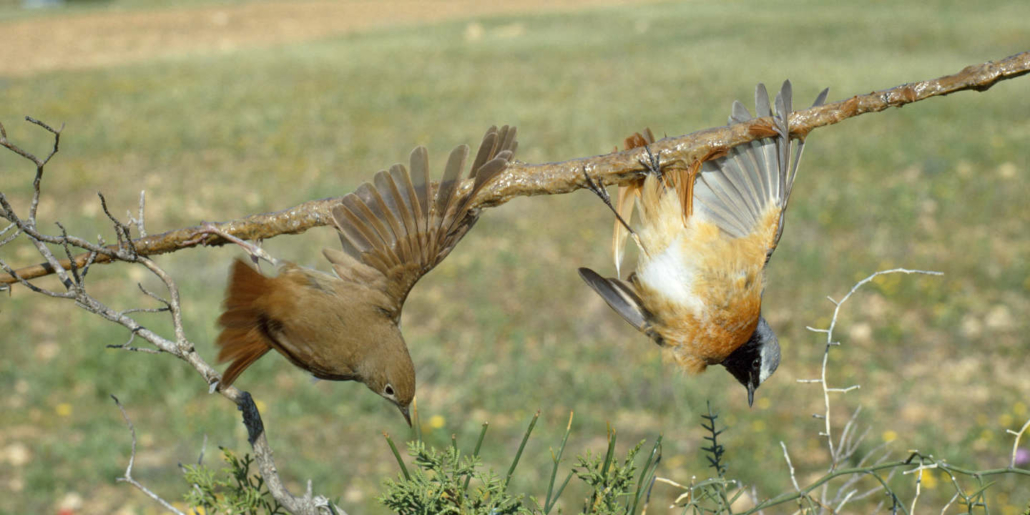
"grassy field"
2,0,1029,513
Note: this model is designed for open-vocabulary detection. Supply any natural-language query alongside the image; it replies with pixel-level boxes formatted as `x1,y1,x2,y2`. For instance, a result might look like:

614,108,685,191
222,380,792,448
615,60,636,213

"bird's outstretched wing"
324,125,518,316
694,81,828,264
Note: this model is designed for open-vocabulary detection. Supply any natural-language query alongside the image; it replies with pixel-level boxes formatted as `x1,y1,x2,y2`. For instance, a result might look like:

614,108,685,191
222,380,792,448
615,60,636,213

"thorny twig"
800,268,942,472
111,395,187,515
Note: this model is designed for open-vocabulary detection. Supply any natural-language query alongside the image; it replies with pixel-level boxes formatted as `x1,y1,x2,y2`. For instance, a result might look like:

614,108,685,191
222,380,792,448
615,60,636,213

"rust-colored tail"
215,259,273,386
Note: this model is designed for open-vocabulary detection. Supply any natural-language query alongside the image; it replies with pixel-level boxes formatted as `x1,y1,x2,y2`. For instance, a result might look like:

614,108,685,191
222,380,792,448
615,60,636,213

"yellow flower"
882,430,898,443
255,399,268,413
55,403,72,417
751,420,766,433
756,398,771,410
428,415,445,429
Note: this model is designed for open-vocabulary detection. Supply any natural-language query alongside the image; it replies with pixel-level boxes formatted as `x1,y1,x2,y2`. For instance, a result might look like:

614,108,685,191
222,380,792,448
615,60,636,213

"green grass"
2,1,1030,513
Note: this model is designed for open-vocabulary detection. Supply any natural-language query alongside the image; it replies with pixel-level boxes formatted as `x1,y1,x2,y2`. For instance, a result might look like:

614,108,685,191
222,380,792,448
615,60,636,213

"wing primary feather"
409,146,432,243
355,182,399,249
390,163,426,263
430,144,469,258
371,172,414,264
729,100,752,124
578,267,650,331
447,126,518,234
376,170,416,245
349,192,404,267
469,126,499,178
754,83,771,117
498,125,518,157
812,87,830,108
723,147,764,220
437,144,470,218
331,203,375,253
332,202,393,274
707,159,759,227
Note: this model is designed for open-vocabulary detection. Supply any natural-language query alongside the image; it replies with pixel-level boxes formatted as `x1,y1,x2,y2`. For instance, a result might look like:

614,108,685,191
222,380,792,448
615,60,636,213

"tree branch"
3,50,1027,285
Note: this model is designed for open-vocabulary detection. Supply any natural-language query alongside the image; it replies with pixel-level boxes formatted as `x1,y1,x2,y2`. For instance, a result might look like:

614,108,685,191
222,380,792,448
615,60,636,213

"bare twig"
779,442,801,493
801,268,942,472
1008,418,1030,469
3,51,1029,285
126,190,147,238
111,395,187,515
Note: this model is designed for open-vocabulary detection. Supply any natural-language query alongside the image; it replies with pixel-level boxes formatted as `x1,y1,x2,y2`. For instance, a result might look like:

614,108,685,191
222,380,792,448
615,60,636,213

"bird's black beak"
747,382,756,408
399,405,412,427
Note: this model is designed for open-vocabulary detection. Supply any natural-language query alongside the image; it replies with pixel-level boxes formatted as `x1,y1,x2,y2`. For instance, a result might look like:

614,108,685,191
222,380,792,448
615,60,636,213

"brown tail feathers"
215,259,274,386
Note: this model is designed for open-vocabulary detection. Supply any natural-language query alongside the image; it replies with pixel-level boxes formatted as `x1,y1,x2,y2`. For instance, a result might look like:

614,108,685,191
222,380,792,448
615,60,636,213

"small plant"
573,428,662,515
182,447,286,514
659,402,743,514
379,412,662,515
379,441,529,515
700,401,726,478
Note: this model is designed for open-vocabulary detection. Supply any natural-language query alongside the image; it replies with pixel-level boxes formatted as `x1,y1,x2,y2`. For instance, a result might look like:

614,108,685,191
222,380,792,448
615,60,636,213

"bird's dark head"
721,317,780,407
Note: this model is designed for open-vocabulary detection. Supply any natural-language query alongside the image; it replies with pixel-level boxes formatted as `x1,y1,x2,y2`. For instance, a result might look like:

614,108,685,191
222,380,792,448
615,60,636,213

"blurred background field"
1,0,1029,513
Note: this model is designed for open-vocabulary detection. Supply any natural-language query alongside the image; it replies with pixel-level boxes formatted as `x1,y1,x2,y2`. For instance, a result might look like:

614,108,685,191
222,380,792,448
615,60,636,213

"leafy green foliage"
378,414,662,515
669,405,742,514
700,402,725,478
573,438,643,515
182,447,286,514
379,441,530,515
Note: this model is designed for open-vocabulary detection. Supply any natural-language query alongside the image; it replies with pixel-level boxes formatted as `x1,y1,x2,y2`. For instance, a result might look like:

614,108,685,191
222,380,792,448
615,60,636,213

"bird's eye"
384,384,395,397
752,358,760,368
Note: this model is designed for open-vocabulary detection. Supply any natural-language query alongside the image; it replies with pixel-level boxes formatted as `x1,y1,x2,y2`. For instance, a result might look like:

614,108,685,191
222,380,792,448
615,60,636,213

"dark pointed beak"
399,405,412,427
747,382,756,408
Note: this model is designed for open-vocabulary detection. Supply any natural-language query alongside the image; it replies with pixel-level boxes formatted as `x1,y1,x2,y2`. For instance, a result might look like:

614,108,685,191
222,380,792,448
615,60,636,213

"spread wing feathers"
327,125,517,313
693,81,790,240
612,128,654,276
578,267,653,335
693,81,825,262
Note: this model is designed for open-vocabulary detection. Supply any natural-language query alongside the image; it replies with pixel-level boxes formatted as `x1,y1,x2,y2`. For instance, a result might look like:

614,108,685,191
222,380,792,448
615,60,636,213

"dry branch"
0,122,340,515
3,50,1028,285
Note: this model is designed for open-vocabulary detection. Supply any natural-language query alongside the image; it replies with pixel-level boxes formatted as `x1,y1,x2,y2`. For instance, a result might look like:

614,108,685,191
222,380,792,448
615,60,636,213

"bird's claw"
582,167,613,203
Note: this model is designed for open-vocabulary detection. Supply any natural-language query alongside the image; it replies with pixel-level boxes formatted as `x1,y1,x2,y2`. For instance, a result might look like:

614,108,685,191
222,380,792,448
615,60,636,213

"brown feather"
215,259,275,385
611,128,655,275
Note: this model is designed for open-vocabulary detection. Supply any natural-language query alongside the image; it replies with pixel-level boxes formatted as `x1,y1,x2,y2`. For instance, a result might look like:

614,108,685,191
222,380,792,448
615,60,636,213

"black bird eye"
385,384,395,396
753,358,760,368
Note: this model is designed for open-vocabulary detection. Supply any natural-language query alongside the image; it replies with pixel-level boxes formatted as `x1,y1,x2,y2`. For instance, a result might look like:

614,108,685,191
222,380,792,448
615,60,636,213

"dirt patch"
1,0,652,77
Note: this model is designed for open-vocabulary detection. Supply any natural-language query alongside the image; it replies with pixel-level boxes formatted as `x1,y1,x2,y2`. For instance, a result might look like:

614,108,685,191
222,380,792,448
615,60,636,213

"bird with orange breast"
212,125,517,424
579,82,827,406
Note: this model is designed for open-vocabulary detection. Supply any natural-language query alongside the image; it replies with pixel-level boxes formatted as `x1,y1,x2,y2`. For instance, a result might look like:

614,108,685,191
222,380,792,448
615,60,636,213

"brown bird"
579,82,827,406
214,125,518,424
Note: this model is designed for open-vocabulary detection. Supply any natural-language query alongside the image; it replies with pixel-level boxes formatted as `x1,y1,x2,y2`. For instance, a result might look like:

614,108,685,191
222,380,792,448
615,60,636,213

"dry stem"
0,119,340,515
